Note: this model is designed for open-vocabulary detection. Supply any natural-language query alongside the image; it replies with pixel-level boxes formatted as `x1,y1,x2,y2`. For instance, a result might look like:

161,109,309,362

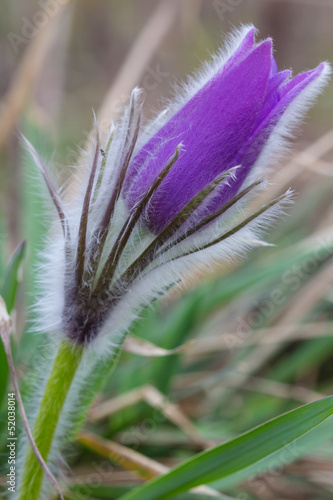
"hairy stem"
18,340,84,500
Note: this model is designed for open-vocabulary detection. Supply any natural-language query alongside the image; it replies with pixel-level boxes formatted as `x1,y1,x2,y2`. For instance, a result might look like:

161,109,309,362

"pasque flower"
18,26,330,500
125,26,328,233
25,26,330,349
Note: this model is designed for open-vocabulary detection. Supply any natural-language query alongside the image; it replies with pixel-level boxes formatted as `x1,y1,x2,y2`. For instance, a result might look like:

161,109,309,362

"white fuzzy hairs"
16,25,330,499
30,26,329,348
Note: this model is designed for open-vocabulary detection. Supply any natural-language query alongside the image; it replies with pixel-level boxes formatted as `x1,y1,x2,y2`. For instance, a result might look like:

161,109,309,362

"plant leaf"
118,397,333,500
1,240,26,313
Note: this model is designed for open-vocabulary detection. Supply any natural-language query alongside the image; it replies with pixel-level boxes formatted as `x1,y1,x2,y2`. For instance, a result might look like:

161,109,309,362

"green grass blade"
1,240,26,313
119,397,333,500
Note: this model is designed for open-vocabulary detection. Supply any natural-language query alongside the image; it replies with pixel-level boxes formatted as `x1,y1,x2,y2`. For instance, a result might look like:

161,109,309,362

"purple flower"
24,26,330,347
125,27,330,234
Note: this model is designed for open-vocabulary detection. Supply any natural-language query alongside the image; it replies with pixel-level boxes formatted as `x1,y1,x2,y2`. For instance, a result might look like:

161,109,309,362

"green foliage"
1,240,26,313
1,14,333,498
119,398,333,500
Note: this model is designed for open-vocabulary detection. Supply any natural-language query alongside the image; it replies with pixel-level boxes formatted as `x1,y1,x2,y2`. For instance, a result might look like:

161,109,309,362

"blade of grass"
1,240,26,313
118,397,333,500
77,431,223,498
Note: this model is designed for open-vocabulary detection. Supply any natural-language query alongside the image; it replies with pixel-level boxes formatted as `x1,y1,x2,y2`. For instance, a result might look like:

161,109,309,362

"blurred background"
1,0,333,253
1,1,333,499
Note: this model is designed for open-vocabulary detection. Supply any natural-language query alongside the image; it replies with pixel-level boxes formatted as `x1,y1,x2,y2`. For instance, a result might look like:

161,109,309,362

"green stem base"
18,339,83,500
